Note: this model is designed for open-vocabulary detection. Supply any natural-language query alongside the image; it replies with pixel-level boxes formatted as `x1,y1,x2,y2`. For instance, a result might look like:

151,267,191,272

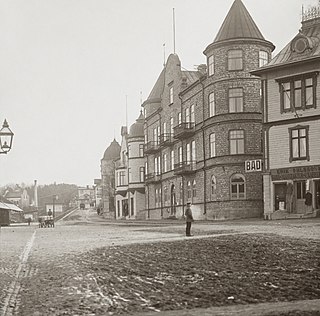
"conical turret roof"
129,111,144,138
102,139,120,160
214,0,265,43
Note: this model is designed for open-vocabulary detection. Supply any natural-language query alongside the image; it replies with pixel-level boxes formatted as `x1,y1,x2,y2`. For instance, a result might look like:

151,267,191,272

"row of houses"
97,0,320,221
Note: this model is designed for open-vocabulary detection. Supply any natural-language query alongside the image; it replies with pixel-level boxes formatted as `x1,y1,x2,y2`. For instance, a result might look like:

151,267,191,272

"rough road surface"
0,209,319,315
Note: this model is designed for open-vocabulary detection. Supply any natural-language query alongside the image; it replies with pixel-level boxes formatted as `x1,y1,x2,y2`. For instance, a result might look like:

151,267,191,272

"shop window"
279,74,316,113
230,174,245,199
228,49,243,70
289,126,309,162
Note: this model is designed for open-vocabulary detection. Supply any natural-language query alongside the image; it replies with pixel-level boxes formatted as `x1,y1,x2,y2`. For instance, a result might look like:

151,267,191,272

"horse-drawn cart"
38,215,54,228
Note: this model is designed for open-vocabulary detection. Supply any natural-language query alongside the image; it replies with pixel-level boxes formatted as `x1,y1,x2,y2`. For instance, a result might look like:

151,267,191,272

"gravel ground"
16,233,320,315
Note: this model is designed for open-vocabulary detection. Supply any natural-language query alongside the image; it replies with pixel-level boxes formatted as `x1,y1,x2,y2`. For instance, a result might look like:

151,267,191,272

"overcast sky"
0,0,316,187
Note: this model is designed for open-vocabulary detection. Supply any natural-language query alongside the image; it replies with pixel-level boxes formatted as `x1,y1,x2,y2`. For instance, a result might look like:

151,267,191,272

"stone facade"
143,0,274,220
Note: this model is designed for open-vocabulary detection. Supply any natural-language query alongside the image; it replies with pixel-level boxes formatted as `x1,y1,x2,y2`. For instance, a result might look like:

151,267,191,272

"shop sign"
271,165,320,180
245,159,262,172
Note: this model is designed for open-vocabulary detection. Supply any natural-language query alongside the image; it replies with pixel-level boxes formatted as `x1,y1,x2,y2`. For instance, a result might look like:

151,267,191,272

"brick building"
143,0,274,220
115,112,146,219
252,4,320,219
100,139,120,218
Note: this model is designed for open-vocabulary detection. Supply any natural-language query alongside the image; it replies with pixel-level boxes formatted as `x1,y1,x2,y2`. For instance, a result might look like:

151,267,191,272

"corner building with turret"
143,0,274,220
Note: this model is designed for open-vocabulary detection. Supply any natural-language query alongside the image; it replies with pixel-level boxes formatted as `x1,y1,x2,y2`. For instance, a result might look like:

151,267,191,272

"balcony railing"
159,133,174,147
173,122,195,139
144,141,160,154
145,172,161,183
174,161,197,175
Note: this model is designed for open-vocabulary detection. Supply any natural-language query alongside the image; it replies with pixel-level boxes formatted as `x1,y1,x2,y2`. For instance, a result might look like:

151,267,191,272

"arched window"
187,181,192,199
211,175,217,200
230,174,245,199
192,179,196,199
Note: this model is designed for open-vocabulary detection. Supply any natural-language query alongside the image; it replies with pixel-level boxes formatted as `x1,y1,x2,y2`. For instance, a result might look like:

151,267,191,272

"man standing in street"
185,202,194,236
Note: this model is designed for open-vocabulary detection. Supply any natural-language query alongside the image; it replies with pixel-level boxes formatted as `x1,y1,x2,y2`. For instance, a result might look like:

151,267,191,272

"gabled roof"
146,68,165,102
214,0,265,43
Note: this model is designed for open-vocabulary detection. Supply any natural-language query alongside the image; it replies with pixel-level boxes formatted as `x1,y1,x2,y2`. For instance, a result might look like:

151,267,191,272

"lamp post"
0,119,14,154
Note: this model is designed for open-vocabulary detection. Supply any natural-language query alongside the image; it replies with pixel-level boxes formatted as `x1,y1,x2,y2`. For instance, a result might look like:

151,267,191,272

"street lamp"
0,119,14,154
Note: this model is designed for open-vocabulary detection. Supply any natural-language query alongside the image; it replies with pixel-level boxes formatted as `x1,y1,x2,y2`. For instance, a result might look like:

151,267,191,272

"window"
209,92,215,117
185,107,190,123
131,197,134,216
140,167,145,182
190,105,195,123
191,140,196,162
211,175,216,200
279,74,316,112
139,144,144,157
128,145,131,158
163,153,168,172
153,128,158,144
230,174,245,199
164,186,168,202
259,50,268,67
163,122,167,141
228,50,243,70
170,117,174,134
155,188,158,206
187,181,192,199
180,182,183,203
119,171,126,185
117,200,120,217
171,150,174,170
229,88,243,112
169,86,174,104
208,55,214,76
186,143,191,163
192,180,196,198
229,130,244,154
178,112,182,125
128,168,131,183
145,161,148,175
178,146,183,163
289,126,309,161
209,133,216,157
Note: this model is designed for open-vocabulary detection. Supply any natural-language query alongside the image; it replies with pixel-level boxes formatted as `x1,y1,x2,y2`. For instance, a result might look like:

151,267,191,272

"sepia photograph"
0,0,320,315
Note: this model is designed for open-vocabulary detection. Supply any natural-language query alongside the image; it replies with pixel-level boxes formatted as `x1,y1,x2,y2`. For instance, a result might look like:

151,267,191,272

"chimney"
34,180,38,208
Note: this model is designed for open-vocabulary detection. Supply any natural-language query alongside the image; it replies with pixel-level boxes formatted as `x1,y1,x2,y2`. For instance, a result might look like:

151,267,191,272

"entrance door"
294,181,306,214
315,180,320,210
170,185,176,216
274,183,287,211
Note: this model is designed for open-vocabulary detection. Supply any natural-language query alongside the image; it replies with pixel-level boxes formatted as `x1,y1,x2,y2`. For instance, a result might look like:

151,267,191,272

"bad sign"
245,159,262,172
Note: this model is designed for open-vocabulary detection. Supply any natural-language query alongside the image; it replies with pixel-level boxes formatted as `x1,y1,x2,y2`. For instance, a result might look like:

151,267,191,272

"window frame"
228,49,243,71
139,144,144,157
278,73,317,113
229,87,244,113
289,125,310,162
169,86,174,104
229,129,245,155
211,175,217,200
209,133,216,158
230,174,246,200
209,92,215,117
208,55,214,76
259,50,268,67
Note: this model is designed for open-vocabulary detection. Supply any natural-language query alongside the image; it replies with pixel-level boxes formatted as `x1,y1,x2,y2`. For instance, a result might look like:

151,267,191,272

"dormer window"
228,50,243,71
208,55,215,76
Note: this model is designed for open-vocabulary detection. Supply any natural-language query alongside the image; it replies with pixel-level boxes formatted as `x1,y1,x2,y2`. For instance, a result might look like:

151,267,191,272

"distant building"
252,3,320,219
143,0,274,220
77,185,95,209
100,139,121,218
4,186,30,209
93,178,102,209
115,112,146,219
